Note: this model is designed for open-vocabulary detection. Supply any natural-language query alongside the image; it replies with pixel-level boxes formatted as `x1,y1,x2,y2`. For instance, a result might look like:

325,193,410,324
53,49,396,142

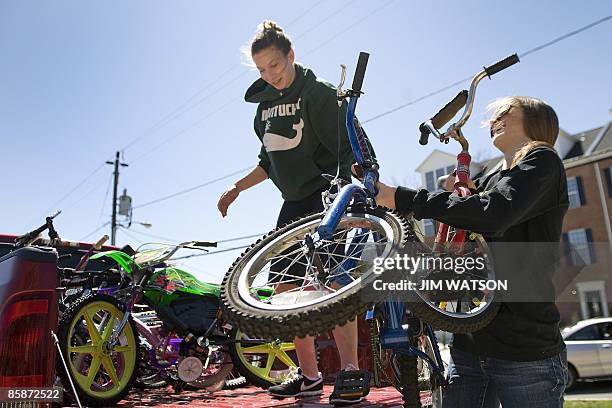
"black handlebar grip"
193,241,217,248
431,90,468,129
351,52,370,92
418,123,430,145
484,54,520,78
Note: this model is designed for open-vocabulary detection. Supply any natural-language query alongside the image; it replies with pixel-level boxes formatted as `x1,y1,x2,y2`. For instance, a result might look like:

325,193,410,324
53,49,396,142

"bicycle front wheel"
56,294,140,407
221,207,409,339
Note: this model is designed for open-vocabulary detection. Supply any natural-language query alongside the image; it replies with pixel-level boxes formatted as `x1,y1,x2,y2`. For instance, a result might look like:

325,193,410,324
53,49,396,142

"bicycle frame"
306,53,448,395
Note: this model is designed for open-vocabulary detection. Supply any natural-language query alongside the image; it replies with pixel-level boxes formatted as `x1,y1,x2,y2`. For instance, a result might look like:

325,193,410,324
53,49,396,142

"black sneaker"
268,367,323,398
329,365,371,406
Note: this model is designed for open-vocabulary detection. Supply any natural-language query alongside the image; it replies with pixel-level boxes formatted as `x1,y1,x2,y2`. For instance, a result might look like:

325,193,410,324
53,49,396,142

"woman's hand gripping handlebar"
418,54,520,150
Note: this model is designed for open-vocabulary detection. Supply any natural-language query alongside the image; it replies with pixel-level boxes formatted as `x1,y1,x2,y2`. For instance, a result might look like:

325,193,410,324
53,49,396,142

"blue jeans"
442,348,567,408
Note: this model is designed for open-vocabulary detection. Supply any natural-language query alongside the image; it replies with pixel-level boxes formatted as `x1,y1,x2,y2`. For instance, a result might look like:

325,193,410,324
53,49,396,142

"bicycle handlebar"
14,211,61,248
431,90,469,129
191,241,217,248
484,54,520,78
419,90,468,145
351,52,369,93
418,54,519,146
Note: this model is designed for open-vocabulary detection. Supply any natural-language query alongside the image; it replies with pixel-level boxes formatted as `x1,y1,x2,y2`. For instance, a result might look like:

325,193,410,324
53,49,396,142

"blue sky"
1,0,611,282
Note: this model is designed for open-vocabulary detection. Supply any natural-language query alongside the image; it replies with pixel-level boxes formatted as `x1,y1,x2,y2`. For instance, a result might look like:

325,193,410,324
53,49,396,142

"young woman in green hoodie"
217,21,367,404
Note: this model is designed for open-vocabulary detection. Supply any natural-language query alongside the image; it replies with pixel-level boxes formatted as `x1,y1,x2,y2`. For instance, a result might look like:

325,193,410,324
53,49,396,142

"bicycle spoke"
101,355,121,387
82,309,102,343
101,315,117,342
113,345,133,353
263,352,276,377
69,345,97,354
276,350,297,368
239,344,272,354
279,342,296,352
86,354,103,385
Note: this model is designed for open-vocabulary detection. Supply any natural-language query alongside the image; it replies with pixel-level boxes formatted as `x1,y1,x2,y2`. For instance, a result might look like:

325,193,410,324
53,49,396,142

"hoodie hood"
245,63,313,103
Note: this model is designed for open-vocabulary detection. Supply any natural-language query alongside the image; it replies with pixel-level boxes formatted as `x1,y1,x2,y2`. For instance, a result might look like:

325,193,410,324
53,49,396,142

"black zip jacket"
395,146,569,361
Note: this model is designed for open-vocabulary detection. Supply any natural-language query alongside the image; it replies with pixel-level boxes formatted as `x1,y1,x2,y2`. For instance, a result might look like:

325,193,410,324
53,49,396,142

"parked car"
562,317,612,390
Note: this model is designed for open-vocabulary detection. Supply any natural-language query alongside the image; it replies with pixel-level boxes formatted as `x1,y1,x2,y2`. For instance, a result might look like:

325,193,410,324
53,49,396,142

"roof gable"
415,149,458,172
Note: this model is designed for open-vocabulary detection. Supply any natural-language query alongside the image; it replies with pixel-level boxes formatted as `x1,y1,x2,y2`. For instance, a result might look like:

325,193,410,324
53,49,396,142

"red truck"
0,217,114,393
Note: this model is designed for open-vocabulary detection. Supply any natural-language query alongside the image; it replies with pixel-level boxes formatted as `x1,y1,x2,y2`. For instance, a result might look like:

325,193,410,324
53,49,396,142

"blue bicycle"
221,52,518,407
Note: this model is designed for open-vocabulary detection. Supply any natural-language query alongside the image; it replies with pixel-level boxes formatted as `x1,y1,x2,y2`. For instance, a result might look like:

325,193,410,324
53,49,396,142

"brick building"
415,122,612,326
555,123,612,325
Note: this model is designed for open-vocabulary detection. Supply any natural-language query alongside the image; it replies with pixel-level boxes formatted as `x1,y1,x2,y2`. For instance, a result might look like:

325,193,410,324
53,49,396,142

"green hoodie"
245,63,355,201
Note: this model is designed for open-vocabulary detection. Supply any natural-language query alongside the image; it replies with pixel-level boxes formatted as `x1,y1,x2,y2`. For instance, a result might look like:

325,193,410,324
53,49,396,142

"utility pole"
106,151,128,245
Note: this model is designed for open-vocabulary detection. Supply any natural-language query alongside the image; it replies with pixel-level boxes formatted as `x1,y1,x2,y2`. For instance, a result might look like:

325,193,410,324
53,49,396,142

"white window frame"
567,176,581,209
568,228,593,265
425,171,435,191
423,165,455,191
576,280,609,319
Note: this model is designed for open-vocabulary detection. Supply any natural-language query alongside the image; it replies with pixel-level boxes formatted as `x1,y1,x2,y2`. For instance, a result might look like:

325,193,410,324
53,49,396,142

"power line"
121,1,348,157
121,65,241,152
302,0,396,58
285,0,329,27
218,233,265,243
171,244,250,260
125,1,394,165
124,228,181,243
363,76,472,123
97,172,114,225
61,177,108,213
104,9,610,217
133,166,253,209
80,223,110,242
39,3,349,220
519,14,612,58
129,95,241,164
294,0,354,41
27,161,108,227
117,226,146,245
127,227,265,244
364,13,612,124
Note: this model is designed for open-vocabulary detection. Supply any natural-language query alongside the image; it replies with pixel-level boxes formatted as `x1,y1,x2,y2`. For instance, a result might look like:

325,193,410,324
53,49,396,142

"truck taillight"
0,297,52,387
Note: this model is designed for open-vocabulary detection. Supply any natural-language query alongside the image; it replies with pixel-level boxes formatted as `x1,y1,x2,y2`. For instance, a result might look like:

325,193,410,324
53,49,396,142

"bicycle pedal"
332,369,371,398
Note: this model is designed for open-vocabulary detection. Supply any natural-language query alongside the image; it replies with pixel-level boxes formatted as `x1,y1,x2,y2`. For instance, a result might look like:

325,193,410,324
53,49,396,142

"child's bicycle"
56,240,300,406
221,52,519,407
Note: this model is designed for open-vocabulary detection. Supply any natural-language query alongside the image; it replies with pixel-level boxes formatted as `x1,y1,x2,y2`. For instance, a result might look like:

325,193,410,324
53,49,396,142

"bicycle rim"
230,330,298,387
410,226,497,320
66,300,138,400
236,212,396,311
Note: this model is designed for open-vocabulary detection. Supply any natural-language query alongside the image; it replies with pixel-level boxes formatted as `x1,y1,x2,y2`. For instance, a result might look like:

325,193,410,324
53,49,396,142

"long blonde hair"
487,96,559,168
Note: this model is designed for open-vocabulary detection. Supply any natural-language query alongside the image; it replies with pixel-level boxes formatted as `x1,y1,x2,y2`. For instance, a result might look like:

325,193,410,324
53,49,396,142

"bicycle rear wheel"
228,329,298,389
406,224,500,333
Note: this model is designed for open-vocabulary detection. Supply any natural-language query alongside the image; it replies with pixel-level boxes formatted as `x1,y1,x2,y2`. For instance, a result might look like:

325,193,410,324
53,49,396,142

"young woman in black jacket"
375,96,569,408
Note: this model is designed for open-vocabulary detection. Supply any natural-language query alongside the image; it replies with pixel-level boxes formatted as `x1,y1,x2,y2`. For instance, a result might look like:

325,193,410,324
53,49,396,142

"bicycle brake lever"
337,64,347,104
